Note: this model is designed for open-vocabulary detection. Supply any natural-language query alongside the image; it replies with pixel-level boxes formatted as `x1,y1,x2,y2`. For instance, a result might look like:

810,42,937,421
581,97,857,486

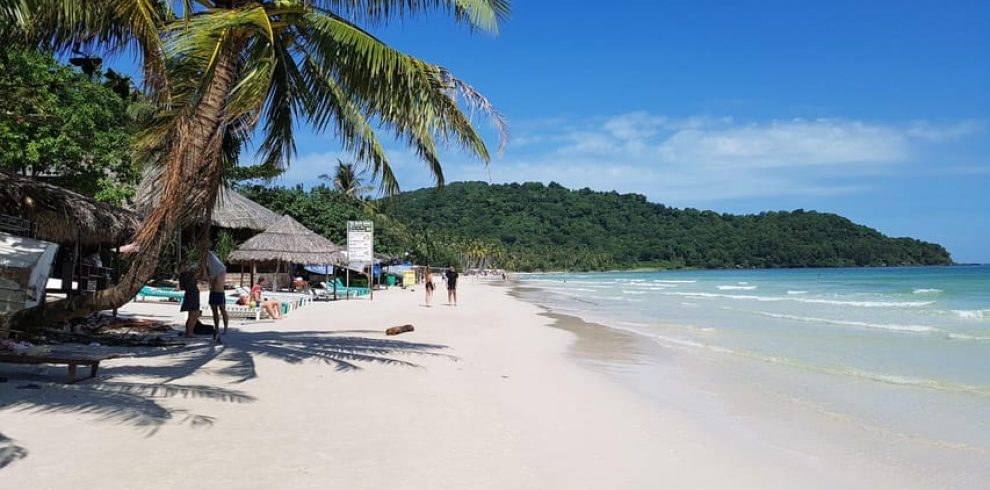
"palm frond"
313,0,509,32
253,32,304,171
13,0,173,100
302,55,397,193
300,10,497,188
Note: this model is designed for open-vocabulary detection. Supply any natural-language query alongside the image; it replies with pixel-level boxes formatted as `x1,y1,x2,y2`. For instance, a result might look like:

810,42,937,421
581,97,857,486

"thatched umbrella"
0,172,139,246
227,215,342,290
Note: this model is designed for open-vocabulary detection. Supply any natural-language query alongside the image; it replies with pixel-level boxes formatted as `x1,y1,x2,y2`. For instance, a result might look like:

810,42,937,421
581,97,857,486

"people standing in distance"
178,262,201,338
444,266,459,306
424,268,435,306
206,251,229,340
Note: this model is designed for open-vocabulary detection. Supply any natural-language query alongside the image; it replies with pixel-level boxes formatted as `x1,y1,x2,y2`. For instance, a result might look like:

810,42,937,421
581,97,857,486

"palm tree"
319,159,373,199
3,1,509,329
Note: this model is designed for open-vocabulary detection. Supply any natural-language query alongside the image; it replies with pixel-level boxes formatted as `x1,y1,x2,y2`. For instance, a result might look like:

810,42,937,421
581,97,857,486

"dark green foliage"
0,48,140,204
386,181,953,271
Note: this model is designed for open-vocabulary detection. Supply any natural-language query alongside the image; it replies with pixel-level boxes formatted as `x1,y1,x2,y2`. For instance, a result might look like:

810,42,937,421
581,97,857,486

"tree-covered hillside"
386,181,953,271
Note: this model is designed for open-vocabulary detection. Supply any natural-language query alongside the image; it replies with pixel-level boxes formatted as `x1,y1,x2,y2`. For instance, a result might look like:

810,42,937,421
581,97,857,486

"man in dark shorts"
444,266,459,306
178,265,201,338
207,251,228,340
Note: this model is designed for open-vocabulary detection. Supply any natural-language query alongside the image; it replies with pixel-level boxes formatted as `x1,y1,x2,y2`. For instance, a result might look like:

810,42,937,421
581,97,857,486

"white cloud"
288,112,982,205
657,120,908,168
270,151,345,186
905,121,982,142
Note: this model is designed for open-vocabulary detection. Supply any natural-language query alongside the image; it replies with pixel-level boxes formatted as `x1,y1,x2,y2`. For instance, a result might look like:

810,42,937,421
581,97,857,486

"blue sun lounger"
135,286,185,302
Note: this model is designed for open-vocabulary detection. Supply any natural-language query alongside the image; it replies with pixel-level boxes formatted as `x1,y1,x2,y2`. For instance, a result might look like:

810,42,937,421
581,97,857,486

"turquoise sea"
516,265,990,482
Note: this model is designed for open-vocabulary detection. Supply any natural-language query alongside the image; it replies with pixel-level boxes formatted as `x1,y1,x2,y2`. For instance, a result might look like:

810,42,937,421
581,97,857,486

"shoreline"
509,280,989,490
0,280,948,489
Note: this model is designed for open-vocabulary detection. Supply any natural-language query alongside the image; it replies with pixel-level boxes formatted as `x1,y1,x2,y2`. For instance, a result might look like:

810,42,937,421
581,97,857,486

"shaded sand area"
1,281,930,489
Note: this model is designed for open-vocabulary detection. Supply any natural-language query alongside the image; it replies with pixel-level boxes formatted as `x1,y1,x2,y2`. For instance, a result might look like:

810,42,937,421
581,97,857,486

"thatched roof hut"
212,188,280,231
228,215,342,265
0,173,139,246
135,166,278,232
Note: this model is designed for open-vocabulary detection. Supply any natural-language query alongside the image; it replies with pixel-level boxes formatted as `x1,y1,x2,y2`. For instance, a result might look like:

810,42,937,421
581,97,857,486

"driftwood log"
385,324,414,336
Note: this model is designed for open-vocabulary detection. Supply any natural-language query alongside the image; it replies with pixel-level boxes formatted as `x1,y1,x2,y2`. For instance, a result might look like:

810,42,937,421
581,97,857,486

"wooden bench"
0,352,117,383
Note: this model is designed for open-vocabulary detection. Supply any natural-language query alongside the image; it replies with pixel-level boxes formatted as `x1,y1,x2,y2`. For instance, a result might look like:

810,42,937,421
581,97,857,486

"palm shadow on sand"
0,329,451,470
0,432,27,470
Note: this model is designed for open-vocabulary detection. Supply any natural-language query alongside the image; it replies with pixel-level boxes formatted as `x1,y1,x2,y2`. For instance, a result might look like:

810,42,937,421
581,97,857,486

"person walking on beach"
178,263,201,338
207,251,228,340
424,268,435,306
444,265,459,306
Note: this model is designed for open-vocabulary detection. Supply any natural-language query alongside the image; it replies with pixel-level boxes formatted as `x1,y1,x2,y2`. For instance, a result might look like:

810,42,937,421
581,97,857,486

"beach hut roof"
227,215,342,265
134,166,278,231
211,188,280,231
0,172,139,246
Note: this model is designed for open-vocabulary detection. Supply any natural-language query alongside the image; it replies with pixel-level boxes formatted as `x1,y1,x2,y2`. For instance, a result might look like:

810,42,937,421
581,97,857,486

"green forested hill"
386,181,952,271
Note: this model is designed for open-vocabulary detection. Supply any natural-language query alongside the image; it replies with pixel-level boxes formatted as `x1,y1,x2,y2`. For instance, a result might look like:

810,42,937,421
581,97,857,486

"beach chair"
235,287,296,314
333,278,370,297
209,304,264,321
135,286,185,302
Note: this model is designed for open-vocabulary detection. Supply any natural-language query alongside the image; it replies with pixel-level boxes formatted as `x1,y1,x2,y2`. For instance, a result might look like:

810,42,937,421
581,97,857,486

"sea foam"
751,311,940,334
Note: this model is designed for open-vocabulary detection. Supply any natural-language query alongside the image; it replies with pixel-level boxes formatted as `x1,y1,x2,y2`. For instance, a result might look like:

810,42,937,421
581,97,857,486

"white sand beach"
1,280,933,489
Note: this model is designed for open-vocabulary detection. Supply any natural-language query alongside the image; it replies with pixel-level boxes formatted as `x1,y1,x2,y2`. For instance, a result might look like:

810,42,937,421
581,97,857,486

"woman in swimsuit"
424,269,435,306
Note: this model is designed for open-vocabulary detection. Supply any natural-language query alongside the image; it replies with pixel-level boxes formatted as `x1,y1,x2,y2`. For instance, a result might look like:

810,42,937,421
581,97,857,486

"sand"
1,280,929,489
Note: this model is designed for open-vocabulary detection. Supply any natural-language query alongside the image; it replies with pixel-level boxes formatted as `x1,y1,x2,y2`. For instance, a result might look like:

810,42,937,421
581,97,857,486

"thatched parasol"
227,215,342,265
0,172,139,246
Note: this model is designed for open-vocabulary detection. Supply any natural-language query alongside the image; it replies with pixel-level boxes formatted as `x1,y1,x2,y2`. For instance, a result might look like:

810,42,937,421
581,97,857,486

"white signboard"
347,220,374,269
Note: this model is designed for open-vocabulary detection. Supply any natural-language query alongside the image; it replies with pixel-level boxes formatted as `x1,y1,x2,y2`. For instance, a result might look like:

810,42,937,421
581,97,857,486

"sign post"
347,221,374,300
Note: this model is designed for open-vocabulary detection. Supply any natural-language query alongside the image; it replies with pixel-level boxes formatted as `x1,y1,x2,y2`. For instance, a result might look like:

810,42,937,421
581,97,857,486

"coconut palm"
319,159,373,198
3,0,509,329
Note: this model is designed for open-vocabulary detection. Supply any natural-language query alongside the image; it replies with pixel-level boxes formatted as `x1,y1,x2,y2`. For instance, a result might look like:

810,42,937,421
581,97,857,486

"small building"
0,172,139,297
0,232,59,316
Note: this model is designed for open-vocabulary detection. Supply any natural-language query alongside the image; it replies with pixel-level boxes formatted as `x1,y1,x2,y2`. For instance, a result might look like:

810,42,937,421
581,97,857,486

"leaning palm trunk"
4,0,512,332
5,48,238,332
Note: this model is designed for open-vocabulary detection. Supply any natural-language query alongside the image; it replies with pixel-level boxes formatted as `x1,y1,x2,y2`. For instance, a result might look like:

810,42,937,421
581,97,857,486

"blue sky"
244,2,986,262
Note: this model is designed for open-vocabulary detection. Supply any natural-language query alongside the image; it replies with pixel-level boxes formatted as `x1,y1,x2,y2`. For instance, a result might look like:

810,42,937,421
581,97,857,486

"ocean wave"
946,332,990,341
950,309,988,320
599,295,644,302
621,290,647,295
652,280,697,284
717,285,758,290
530,302,990,396
912,288,943,294
640,333,990,396
793,297,936,308
662,291,934,308
786,290,808,295
751,311,940,333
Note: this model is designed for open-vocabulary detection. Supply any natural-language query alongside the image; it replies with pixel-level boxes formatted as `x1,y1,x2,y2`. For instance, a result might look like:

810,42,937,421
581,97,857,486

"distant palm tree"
4,0,510,328
320,160,373,199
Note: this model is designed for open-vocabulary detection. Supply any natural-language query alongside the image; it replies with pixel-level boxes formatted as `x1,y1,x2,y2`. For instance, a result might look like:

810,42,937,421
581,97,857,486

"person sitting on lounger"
251,278,283,320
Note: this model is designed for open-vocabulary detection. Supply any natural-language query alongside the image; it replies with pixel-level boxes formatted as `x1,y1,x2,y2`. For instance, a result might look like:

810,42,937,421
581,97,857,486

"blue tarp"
302,264,384,275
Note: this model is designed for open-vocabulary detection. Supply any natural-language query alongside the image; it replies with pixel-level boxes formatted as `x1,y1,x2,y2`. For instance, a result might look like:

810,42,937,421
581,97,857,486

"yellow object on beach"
403,270,416,287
